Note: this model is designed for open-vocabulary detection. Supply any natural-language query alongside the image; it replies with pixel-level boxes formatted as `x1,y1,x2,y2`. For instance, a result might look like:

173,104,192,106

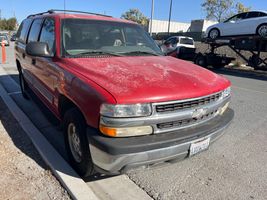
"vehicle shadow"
0,97,48,170
2,74,117,182
211,68,267,81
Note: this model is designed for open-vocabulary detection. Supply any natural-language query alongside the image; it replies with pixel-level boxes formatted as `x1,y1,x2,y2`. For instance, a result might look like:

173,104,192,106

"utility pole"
0,9,2,20
149,0,154,36
167,0,173,35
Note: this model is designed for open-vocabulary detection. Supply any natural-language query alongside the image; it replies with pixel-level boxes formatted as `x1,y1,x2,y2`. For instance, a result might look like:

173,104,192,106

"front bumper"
88,108,234,174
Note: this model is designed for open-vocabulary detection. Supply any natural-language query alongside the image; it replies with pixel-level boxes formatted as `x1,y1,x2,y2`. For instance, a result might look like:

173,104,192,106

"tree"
236,2,251,13
0,17,17,30
121,9,149,26
201,0,234,22
201,0,251,22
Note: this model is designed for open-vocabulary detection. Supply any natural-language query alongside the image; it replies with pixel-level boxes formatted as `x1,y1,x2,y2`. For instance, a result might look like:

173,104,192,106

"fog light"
99,125,153,137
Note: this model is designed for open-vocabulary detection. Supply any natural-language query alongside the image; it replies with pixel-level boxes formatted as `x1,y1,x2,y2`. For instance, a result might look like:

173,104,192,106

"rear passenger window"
16,19,32,43
27,19,43,43
39,18,55,54
259,12,267,17
246,12,260,19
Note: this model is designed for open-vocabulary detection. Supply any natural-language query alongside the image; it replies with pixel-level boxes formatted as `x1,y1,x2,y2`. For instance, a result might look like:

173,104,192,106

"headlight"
222,87,231,98
100,103,152,118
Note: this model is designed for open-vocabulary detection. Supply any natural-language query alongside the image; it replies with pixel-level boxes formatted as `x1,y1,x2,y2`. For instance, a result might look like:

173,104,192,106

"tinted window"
61,19,162,56
27,19,43,43
246,12,260,19
259,12,267,17
16,19,32,43
39,18,55,54
225,13,247,22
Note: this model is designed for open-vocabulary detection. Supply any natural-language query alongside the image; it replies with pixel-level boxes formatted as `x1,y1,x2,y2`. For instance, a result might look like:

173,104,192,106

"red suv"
15,10,234,177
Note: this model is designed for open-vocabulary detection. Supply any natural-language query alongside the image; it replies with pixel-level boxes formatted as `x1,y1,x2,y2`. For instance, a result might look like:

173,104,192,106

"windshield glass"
180,38,194,45
61,19,163,57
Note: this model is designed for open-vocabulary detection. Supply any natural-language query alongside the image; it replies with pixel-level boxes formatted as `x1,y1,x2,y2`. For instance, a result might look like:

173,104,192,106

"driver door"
221,13,248,36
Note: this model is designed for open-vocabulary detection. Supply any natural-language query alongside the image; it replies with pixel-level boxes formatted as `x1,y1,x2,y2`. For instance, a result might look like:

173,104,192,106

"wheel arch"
58,94,87,123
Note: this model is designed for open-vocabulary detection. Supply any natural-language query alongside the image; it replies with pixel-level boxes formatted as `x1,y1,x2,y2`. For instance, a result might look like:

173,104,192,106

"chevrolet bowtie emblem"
192,108,207,119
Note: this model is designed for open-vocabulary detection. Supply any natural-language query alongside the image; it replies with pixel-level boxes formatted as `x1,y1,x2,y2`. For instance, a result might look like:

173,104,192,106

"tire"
18,70,29,99
249,55,261,68
257,24,267,38
195,54,207,67
208,28,220,39
63,108,94,177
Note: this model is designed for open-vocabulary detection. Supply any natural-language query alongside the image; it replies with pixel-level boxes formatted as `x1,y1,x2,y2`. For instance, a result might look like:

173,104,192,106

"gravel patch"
0,97,70,200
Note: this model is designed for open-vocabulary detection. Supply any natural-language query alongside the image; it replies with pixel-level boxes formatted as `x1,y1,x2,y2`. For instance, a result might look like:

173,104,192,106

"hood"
64,56,230,104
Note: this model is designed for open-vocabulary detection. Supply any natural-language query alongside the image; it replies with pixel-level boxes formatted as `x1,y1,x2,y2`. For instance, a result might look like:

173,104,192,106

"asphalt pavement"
1,42,267,200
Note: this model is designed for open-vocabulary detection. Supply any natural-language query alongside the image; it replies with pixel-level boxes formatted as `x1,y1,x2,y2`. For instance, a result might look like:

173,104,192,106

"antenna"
64,0,66,12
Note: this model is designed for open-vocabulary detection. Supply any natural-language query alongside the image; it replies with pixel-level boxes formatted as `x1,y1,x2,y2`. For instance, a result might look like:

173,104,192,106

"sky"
0,0,266,23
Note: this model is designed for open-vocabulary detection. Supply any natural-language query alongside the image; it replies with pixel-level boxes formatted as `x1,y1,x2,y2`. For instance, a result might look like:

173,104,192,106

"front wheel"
195,54,207,67
63,108,94,177
208,28,220,39
257,24,267,38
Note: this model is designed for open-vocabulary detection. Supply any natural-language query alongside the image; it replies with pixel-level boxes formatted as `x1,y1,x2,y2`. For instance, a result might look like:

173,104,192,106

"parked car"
161,36,196,59
15,10,234,177
206,11,267,39
0,35,10,46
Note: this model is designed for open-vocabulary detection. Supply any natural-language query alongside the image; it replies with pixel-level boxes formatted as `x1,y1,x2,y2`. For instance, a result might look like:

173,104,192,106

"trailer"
194,35,267,70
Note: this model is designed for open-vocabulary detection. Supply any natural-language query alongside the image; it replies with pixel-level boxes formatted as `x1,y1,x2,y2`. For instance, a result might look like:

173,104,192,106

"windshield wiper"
76,50,124,57
121,51,161,56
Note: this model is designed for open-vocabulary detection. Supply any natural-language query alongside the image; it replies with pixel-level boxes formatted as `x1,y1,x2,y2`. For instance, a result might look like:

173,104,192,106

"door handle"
22,53,26,59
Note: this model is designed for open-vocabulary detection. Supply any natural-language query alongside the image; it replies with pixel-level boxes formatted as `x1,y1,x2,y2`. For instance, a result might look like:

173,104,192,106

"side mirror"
26,42,53,58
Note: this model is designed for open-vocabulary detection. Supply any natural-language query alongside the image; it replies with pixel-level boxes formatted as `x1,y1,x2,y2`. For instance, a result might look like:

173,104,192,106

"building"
189,19,217,32
148,19,217,34
148,19,190,34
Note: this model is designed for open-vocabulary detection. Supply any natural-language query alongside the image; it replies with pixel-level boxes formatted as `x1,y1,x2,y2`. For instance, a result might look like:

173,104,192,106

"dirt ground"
0,98,70,200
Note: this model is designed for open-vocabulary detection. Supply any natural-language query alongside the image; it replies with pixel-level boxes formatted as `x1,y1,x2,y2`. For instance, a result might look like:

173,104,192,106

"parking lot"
1,42,267,199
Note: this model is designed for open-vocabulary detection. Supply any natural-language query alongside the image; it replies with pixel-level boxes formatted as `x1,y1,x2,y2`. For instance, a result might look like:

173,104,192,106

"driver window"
225,13,247,22
39,18,55,54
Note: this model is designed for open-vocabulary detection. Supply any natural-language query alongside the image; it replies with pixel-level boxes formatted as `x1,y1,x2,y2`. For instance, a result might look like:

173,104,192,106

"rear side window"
27,18,43,43
39,18,55,54
246,12,260,19
16,19,32,43
259,12,267,17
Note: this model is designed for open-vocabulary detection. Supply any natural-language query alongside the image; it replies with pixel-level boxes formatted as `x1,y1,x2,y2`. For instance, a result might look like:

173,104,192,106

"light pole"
150,0,154,36
167,0,173,35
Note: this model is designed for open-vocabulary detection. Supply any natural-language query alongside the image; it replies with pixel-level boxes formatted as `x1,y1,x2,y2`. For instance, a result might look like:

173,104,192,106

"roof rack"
27,9,112,18
27,10,54,18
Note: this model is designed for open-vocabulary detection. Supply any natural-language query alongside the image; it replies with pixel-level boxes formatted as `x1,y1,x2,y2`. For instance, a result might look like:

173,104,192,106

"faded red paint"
15,13,231,129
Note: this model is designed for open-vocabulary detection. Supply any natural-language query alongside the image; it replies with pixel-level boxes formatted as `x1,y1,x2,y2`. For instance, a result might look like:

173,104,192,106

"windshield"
180,38,194,45
61,19,163,57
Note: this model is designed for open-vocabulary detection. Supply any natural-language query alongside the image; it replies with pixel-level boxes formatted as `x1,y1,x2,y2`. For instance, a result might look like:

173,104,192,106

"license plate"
190,137,210,156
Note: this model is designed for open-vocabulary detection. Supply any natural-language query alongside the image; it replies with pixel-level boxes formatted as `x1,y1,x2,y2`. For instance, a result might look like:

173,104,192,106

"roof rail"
48,9,112,18
27,10,55,18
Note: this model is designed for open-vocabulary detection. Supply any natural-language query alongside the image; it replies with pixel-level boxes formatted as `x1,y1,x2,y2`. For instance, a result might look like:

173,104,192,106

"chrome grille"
155,92,222,113
157,109,218,130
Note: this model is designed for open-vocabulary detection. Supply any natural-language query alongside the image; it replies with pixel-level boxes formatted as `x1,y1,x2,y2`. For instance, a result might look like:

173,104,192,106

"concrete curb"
0,68,98,200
